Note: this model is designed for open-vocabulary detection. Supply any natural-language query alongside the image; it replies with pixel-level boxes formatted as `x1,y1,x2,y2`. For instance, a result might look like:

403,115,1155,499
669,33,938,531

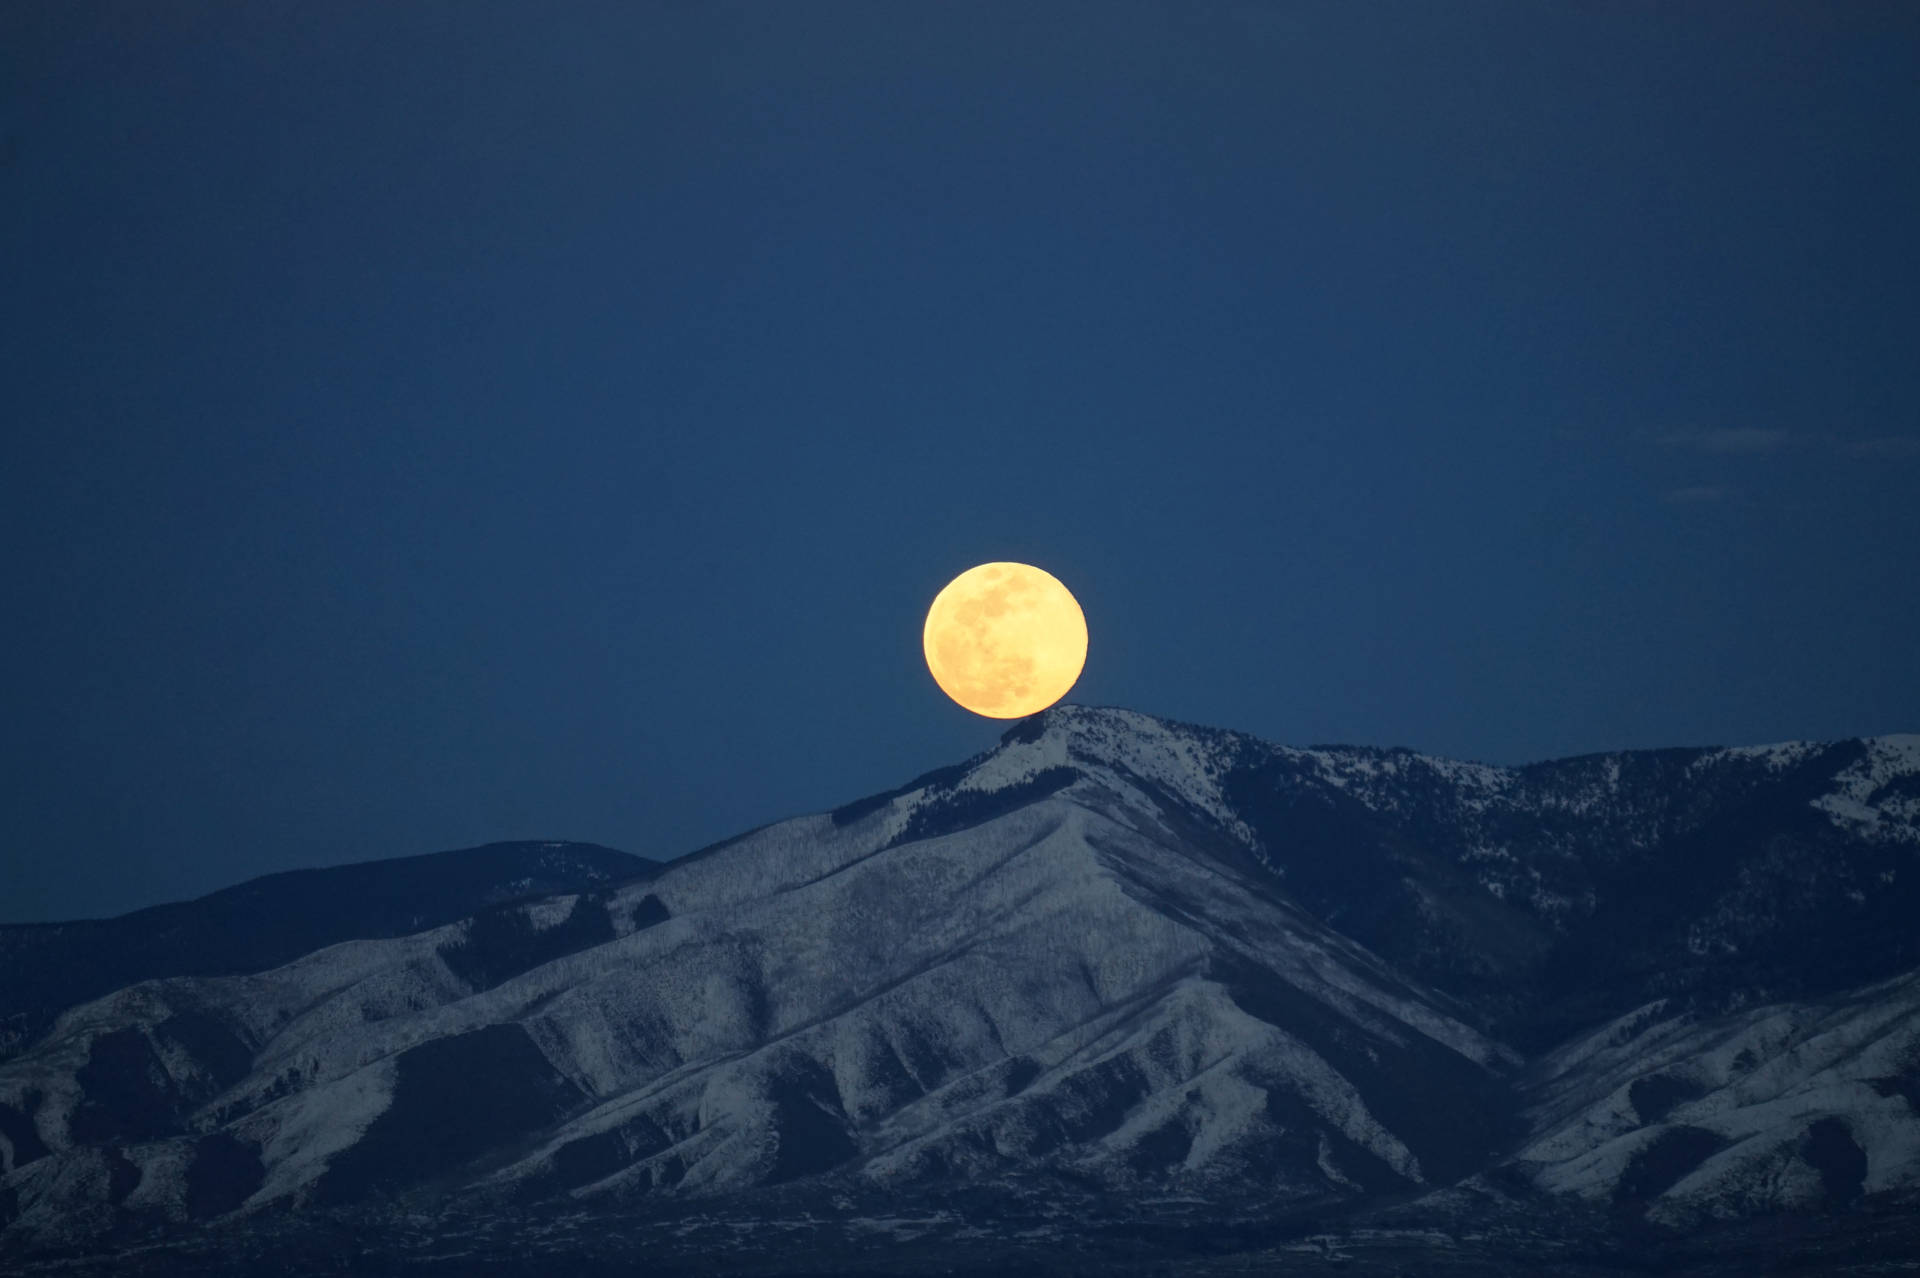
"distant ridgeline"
0,842,655,1060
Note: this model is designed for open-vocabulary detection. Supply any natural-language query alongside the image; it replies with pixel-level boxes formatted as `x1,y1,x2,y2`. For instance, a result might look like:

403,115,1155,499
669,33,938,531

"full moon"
923,562,1088,719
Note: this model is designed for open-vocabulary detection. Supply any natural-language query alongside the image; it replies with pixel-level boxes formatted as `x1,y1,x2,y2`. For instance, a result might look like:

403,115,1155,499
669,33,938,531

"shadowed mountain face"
1209,729,1920,1048
1,708,1916,1272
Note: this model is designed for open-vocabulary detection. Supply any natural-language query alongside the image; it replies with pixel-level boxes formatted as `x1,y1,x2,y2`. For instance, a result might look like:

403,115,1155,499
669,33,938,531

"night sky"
5,2,1917,923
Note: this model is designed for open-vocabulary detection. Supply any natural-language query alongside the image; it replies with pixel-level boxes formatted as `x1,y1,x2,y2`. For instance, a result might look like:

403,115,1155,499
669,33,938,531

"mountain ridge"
0,841,655,1062
2,706,1916,1273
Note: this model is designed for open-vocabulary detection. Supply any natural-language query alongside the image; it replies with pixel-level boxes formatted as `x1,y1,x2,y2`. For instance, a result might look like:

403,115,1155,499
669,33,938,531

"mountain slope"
0,841,654,1062
1513,968,1920,1226
971,709,1920,1046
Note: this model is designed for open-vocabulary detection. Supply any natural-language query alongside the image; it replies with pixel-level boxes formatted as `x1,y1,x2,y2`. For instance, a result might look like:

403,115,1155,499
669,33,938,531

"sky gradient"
5,1,1918,921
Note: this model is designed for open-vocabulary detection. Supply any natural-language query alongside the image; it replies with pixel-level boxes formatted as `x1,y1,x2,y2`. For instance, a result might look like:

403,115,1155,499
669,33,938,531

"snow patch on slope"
235,1059,397,1204
1813,735,1920,843
1698,740,1825,773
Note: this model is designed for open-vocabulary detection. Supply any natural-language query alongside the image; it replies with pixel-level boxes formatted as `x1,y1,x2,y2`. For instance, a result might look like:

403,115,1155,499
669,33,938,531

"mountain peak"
999,701,1237,748
872,703,1259,856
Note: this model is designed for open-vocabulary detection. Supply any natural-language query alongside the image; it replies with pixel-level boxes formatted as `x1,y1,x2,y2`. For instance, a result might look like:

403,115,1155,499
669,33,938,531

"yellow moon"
923,562,1088,718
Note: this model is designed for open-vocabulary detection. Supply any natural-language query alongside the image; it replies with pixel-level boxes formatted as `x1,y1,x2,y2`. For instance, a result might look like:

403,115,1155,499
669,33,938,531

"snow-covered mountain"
2,708,1916,1272
0,840,653,1063
1517,968,1920,1226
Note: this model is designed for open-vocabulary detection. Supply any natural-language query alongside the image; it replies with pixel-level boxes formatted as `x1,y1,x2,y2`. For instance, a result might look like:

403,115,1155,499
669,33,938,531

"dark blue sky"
5,2,1917,922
